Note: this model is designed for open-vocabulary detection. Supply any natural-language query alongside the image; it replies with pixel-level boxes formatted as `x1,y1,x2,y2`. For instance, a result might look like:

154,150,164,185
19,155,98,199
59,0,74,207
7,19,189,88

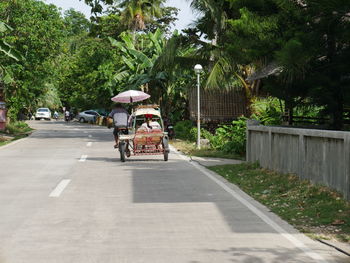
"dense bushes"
206,117,247,155
250,97,283,125
3,121,32,135
173,117,247,156
174,120,194,141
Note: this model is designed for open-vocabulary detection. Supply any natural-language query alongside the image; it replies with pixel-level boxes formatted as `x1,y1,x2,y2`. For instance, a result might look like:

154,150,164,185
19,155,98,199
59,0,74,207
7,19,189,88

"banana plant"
0,21,22,86
108,29,166,91
0,21,21,61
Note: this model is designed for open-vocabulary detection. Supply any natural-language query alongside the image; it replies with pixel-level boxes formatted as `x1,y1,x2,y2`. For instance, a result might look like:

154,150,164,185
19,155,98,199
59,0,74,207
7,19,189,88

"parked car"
76,110,101,123
35,108,51,120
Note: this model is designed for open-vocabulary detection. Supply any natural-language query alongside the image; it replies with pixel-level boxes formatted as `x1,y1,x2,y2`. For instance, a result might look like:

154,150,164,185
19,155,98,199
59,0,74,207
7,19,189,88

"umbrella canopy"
111,90,150,103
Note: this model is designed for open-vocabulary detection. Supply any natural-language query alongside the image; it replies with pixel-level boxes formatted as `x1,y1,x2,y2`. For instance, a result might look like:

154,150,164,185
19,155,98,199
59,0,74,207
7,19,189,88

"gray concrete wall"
246,124,350,200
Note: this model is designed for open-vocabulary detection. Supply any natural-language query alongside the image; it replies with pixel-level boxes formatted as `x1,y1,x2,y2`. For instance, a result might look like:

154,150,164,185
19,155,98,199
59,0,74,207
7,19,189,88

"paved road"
0,121,348,263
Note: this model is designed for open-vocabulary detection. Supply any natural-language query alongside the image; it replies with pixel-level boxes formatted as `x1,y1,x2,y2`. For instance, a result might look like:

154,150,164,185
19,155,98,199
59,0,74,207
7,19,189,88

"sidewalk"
171,147,350,259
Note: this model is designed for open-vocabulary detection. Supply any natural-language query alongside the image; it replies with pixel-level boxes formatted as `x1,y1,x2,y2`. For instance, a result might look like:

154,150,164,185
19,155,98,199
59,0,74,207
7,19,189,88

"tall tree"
64,9,91,36
117,0,165,31
0,0,66,119
84,0,167,31
222,0,350,129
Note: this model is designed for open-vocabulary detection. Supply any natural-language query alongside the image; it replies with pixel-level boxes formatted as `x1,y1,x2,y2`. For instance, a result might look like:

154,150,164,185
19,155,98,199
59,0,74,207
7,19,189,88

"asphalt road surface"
0,120,348,263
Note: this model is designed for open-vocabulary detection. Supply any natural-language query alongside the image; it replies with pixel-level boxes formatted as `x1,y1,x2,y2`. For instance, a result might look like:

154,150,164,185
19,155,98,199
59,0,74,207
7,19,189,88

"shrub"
250,97,283,125
4,121,31,135
174,120,194,140
189,127,213,142
209,117,247,155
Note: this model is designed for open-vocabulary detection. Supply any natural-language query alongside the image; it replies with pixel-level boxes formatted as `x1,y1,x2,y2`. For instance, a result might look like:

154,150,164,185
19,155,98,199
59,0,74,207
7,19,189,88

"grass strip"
170,139,244,160
209,162,350,243
0,134,29,147
0,121,33,147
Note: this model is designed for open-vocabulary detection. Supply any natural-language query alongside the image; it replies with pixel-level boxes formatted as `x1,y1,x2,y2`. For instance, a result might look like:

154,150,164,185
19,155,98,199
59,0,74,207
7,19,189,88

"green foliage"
0,0,66,120
210,163,350,242
188,127,212,142
0,20,22,92
37,83,62,110
57,36,119,110
174,120,194,140
170,139,245,160
175,117,248,155
223,0,350,129
209,117,247,155
112,0,166,31
3,121,31,135
250,97,283,125
63,9,90,36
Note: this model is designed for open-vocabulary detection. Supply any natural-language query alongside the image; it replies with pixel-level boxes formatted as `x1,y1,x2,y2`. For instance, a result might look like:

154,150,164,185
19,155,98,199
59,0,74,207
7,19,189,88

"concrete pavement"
189,155,244,166
0,120,348,262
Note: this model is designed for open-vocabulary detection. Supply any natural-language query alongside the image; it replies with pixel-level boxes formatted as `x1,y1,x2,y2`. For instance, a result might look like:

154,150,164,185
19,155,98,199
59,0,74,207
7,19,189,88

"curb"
0,131,34,150
169,145,330,263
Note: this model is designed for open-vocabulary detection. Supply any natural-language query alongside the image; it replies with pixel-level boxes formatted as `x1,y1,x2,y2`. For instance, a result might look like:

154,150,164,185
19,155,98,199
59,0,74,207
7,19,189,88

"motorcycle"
164,120,175,140
53,112,59,121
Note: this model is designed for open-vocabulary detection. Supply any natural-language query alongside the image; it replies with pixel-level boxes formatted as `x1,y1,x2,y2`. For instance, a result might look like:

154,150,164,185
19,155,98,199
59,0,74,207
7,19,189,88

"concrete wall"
246,125,350,200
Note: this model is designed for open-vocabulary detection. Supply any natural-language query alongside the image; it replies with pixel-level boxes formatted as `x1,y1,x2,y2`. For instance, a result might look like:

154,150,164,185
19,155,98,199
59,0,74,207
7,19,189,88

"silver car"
35,108,51,120
76,110,100,123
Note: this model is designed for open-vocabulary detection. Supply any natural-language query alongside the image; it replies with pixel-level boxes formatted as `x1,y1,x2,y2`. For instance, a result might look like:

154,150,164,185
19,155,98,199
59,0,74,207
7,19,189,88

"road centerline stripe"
79,155,88,162
86,142,92,147
49,179,71,197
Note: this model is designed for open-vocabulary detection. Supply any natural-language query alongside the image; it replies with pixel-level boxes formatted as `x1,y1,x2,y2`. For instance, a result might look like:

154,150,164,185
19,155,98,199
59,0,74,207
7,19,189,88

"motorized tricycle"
118,105,170,162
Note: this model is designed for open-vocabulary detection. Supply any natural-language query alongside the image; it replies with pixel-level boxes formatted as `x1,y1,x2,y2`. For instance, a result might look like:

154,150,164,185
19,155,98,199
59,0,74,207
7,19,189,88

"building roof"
246,62,283,82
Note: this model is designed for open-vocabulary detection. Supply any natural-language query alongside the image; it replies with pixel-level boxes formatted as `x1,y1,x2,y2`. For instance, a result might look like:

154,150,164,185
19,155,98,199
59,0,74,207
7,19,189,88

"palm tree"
189,0,227,45
188,0,260,108
116,0,166,32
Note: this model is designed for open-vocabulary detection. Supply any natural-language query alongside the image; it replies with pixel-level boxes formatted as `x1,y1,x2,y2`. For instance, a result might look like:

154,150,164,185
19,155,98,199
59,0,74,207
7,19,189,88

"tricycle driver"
108,103,130,149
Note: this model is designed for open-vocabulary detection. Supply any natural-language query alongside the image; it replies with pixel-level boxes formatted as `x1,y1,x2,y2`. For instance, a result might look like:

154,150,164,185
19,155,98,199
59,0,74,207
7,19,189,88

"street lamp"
194,64,203,149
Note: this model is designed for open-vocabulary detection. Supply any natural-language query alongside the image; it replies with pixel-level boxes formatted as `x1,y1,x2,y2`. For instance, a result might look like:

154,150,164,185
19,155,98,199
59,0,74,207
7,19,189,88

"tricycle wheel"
119,141,126,162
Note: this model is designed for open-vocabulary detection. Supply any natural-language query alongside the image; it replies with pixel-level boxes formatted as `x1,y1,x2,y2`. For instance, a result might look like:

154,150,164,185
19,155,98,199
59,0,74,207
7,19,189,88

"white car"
35,108,51,120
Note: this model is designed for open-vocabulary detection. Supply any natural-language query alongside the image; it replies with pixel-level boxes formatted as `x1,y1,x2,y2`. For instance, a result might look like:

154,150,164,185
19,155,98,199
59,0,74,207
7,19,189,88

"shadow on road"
123,158,296,235
197,246,327,263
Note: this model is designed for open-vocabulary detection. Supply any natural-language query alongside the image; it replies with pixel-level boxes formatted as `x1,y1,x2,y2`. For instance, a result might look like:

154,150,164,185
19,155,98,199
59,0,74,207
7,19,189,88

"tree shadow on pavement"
200,246,318,263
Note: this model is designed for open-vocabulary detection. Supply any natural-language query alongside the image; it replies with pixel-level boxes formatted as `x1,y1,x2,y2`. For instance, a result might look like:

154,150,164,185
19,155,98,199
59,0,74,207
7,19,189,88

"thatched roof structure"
246,62,283,82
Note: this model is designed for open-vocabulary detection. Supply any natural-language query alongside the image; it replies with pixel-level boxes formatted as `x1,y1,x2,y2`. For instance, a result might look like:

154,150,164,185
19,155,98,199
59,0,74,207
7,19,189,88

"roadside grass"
0,121,33,146
209,162,350,243
0,136,8,147
170,139,245,160
4,121,33,135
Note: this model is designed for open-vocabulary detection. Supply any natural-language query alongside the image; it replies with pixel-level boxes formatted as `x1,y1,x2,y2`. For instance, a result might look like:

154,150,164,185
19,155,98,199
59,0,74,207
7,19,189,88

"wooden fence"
189,87,249,122
246,124,350,200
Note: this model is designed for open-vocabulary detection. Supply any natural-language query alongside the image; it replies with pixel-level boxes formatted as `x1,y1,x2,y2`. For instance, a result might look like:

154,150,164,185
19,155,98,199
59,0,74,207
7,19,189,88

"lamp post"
194,64,203,149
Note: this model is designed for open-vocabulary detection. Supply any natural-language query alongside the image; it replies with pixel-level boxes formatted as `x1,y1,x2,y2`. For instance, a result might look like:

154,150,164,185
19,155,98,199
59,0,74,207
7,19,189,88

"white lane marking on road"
49,179,71,197
170,145,328,263
86,142,92,147
83,131,88,134
88,134,92,138
79,155,88,162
